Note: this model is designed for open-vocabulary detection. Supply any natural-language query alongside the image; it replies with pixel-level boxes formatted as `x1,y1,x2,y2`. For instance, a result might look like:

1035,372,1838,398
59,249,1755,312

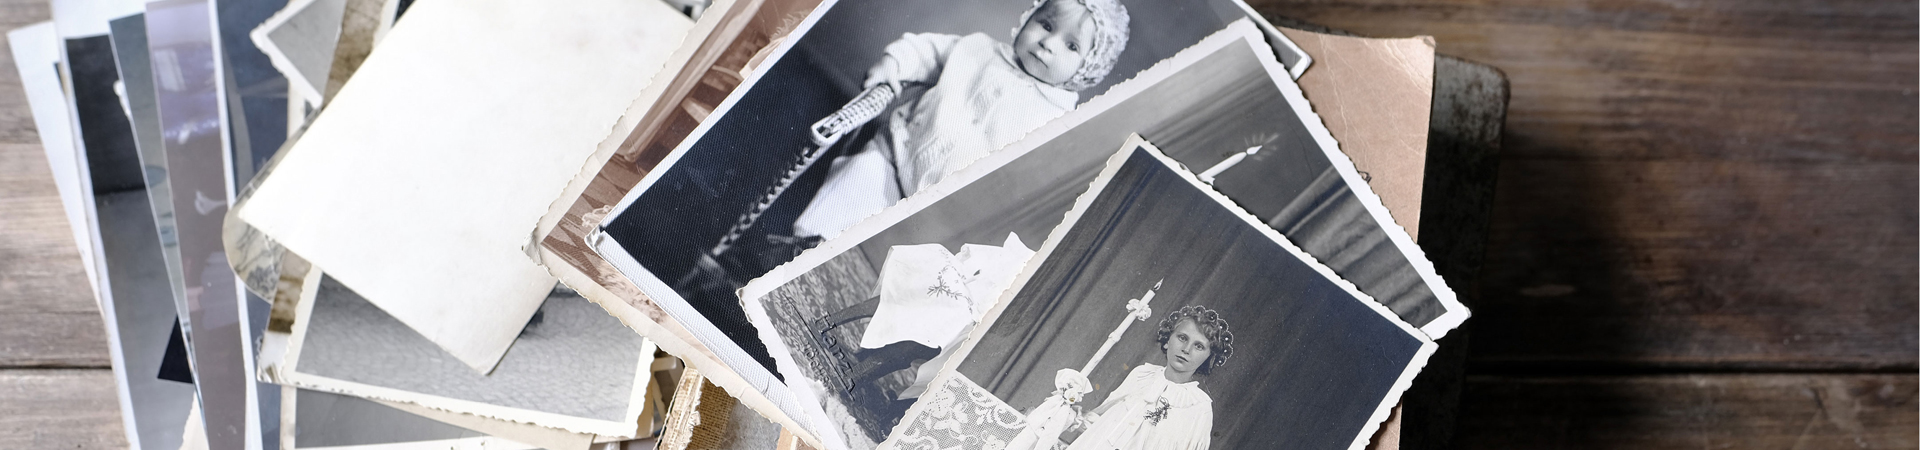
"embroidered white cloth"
1067,364,1214,450
860,233,1035,398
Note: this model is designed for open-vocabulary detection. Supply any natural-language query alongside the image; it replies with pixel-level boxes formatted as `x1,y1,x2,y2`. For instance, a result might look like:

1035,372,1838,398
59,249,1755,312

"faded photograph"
293,277,650,433
595,0,1313,374
889,145,1432,450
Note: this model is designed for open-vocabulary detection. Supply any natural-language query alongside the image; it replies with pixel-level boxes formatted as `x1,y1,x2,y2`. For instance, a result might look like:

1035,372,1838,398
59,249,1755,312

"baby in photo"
791,0,1132,240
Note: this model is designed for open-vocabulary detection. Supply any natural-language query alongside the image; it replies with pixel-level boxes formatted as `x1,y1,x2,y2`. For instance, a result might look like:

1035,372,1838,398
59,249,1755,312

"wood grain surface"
1250,0,1920,371
2,2,127,447
0,0,1913,448
0,370,128,448
1458,374,1917,448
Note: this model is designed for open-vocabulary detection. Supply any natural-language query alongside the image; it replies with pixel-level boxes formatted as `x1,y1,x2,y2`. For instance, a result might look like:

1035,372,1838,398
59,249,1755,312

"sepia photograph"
736,22,1463,449
888,140,1434,450
591,0,1319,377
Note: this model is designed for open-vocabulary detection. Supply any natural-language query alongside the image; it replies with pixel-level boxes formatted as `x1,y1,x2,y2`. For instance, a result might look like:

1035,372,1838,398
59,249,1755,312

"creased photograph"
885,138,1434,450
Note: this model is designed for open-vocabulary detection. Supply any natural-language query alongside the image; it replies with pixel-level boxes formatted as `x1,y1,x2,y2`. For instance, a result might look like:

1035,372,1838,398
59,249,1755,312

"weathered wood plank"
0,369,128,449
0,0,52,144
1251,0,1919,163
0,2,106,368
1475,159,1917,370
1249,0,1920,370
0,141,110,368
1458,374,1919,449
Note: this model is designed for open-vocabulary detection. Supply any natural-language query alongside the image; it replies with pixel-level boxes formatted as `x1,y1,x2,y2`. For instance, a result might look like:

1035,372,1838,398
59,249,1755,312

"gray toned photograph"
95,164,197,450
295,277,647,428
290,390,495,448
145,1,257,446
889,145,1431,450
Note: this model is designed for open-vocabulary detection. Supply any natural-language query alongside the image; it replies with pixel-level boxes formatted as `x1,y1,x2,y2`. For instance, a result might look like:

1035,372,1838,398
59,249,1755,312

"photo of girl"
1054,305,1233,450
888,142,1434,450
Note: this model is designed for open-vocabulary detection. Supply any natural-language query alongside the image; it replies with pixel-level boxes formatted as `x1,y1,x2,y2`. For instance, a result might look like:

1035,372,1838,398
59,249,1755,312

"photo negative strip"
590,0,1319,379
886,138,1434,450
735,22,1463,448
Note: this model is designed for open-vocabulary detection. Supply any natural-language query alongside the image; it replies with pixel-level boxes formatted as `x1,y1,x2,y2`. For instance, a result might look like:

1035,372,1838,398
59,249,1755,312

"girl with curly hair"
1060,304,1233,450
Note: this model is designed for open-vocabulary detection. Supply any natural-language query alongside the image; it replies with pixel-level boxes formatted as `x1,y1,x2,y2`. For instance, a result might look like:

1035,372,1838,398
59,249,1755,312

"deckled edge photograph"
886,137,1436,450
267,266,659,438
252,271,656,450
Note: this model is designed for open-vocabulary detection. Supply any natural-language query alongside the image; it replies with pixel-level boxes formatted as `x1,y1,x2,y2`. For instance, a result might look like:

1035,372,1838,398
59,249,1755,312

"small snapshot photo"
756,234,1037,449
286,274,655,436
888,141,1435,450
593,0,1313,374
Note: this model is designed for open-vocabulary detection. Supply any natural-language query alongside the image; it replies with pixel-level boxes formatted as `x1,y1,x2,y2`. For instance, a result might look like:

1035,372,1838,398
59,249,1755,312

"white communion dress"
1066,364,1214,450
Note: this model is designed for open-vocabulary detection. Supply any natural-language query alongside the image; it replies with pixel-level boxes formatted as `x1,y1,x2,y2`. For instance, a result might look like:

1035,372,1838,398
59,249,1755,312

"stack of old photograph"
14,0,1474,448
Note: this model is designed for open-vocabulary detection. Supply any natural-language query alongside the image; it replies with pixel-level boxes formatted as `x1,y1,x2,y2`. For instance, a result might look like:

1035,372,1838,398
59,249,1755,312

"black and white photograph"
214,0,293,187
91,181,199,450
145,1,262,447
274,270,658,437
750,235,1037,448
77,17,201,448
591,0,1320,377
886,140,1434,450
108,13,192,342
735,22,1464,449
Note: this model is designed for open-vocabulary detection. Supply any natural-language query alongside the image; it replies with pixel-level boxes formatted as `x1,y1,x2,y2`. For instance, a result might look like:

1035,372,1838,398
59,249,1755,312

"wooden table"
2,0,1913,448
